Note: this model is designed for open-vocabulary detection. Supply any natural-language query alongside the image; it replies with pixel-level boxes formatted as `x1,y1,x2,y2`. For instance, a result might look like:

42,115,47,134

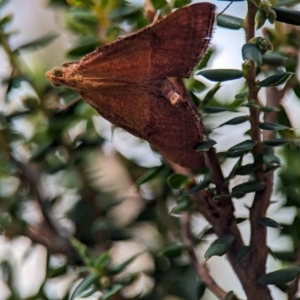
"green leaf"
218,116,249,127
67,38,100,57
69,9,98,24
201,82,221,106
264,138,292,147
242,43,262,65
263,154,281,165
101,284,123,300
70,273,99,300
109,254,140,275
227,156,243,180
0,14,13,27
216,14,244,30
197,69,244,82
260,106,280,112
174,0,191,7
272,6,300,26
257,72,293,88
259,217,282,229
213,194,232,202
184,178,211,195
235,164,256,175
235,91,248,100
0,0,9,9
135,165,166,187
232,181,265,194
159,244,189,258
203,107,237,113
94,251,110,270
228,140,257,153
259,267,300,285
236,246,255,264
167,174,190,189
15,34,58,51
196,48,214,70
196,139,216,152
79,286,99,298
71,238,94,267
242,102,260,109
259,122,292,131
225,291,239,300
255,8,268,30
204,235,235,260
262,52,294,67
171,196,194,213
151,0,167,9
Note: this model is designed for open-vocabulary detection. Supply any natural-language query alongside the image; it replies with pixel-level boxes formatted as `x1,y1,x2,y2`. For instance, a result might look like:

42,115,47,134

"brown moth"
46,3,215,169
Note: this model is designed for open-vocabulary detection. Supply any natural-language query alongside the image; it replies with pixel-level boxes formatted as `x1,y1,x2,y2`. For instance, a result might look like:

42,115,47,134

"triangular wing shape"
77,3,215,83
80,88,204,169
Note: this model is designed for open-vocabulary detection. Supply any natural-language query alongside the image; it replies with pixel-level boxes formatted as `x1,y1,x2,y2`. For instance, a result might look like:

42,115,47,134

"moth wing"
77,3,215,83
80,89,204,169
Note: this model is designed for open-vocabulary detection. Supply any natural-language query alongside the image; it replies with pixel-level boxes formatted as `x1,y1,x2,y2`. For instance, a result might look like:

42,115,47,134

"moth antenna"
217,1,234,18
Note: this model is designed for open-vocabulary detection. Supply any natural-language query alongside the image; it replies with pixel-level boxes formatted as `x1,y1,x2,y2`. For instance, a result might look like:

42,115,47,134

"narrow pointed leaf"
79,286,99,298
167,174,190,189
235,91,248,100
201,82,221,106
259,267,300,285
242,43,262,65
196,139,216,152
171,197,194,213
109,254,140,275
15,34,58,51
236,246,255,264
101,284,123,300
264,138,292,146
228,140,256,153
262,52,294,67
232,181,265,194
255,8,268,30
197,69,244,82
135,165,166,187
204,235,235,260
216,14,244,29
263,154,281,165
259,217,282,229
260,106,280,112
203,106,237,113
94,251,110,270
235,164,256,175
218,116,248,127
159,244,189,258
242,102,260,109
213,194,232,202
257,72,293,87
259,122,292,131
70,273,99,300
184,178,211,195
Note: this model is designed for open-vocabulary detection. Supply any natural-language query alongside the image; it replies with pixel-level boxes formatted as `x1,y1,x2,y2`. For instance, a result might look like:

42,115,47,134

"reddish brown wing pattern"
80,88,204,169
77,3,215,83
47,3,216,169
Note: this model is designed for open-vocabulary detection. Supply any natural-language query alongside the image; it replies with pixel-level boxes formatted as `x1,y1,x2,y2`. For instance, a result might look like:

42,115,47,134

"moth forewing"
46,3,216,169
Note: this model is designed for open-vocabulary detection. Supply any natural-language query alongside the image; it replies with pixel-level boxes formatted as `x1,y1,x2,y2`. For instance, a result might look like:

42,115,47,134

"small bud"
255,8,267,30
267,8,277,24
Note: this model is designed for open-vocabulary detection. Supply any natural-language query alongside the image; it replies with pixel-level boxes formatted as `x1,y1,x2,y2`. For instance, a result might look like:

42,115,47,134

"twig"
181,212,227,300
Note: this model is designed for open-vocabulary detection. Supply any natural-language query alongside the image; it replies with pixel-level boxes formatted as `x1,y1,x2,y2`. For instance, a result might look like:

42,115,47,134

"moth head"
46,67,65,87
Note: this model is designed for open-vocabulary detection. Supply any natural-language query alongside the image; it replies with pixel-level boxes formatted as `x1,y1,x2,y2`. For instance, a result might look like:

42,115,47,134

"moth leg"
160,79,186,107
